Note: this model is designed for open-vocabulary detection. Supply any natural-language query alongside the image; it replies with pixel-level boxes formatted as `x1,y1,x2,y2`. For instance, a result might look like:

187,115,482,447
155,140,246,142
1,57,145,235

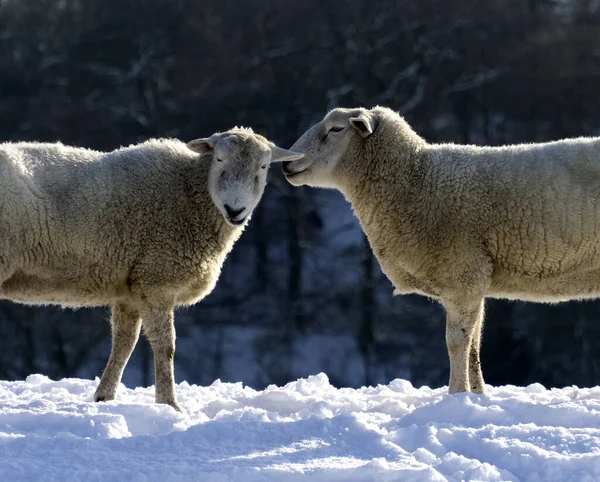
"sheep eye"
323,125,344,141
261,165,267,170
216,158,223,163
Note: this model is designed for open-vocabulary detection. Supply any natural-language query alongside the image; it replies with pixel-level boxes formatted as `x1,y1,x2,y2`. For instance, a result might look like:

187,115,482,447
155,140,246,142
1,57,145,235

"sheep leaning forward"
282,105,600,394
0,129,303,411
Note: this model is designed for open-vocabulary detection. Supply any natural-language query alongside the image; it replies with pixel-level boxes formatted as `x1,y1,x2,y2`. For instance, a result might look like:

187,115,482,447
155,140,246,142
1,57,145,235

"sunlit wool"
285,105,600,394
0,130,302,410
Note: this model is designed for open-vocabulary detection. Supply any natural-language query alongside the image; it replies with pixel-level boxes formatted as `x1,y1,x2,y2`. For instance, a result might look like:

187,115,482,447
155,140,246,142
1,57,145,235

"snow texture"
1,373,600,481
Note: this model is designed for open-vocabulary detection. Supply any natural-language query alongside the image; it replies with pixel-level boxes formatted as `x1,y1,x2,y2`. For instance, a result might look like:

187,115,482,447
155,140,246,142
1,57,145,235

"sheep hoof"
162,400,186,414
155,395,185,413
93,390,116,403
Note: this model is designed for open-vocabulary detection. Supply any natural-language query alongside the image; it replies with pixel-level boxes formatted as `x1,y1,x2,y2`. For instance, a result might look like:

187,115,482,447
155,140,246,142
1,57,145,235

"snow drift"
1,374,600,481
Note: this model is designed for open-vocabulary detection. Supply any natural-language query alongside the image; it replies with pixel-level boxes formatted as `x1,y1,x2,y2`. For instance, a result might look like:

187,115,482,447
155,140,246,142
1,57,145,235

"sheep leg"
94,303,141,402
468,301,485,394
444,300,483,394
142,308,182,412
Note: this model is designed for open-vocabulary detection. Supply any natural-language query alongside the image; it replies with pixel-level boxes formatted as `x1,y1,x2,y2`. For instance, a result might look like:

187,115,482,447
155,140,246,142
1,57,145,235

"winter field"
2,375,600,481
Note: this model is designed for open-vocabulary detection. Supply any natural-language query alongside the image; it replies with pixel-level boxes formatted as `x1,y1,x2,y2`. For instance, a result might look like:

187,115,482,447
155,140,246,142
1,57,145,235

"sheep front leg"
95,303,141,402
468,302,486,394
443,299,484,394
142,308,182,412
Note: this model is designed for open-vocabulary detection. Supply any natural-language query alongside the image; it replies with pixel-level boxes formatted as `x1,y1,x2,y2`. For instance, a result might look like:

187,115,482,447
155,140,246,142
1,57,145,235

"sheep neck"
334,123,429,264
337,126,426,216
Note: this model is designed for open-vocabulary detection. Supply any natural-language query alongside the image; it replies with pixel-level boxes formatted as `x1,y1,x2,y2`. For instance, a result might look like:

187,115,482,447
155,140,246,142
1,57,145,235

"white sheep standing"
282,105,600,394
0,128,303,411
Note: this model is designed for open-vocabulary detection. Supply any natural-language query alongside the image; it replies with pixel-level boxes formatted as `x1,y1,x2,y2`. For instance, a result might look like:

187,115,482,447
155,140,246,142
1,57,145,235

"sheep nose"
281,161,292,174
224,204,245,219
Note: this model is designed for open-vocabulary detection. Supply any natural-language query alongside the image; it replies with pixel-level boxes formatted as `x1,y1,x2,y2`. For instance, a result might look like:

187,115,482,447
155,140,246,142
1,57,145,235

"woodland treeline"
1,0,600,389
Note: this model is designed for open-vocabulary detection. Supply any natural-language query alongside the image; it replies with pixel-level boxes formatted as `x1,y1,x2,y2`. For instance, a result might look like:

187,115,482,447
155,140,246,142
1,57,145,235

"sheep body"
284,106,600,394
0,139,239,309
358,134,600,303
0,132,303,410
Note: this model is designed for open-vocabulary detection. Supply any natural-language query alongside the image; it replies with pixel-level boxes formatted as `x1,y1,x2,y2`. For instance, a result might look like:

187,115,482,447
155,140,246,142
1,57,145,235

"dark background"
1,0,600,390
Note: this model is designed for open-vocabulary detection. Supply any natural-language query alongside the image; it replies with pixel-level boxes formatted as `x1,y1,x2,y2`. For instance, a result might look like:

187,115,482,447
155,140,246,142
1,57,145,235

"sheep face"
282,107,375,188
188,129,303,226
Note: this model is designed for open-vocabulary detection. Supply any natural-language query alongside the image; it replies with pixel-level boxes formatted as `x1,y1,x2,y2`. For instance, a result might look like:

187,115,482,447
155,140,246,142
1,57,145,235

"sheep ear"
187,133,223,154
349,114,374,138
270,145,304,163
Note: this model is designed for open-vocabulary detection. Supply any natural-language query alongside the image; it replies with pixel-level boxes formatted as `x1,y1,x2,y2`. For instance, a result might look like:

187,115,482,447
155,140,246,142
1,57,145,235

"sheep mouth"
227,215,247,226
284,168,308,178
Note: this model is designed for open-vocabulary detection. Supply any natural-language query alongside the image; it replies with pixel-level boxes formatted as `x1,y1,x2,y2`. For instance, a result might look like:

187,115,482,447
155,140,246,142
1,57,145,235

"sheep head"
188,128,303,227
281,107,376,189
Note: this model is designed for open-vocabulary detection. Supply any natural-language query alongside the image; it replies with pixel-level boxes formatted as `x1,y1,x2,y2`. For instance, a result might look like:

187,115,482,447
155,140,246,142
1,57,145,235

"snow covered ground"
1,374,600,481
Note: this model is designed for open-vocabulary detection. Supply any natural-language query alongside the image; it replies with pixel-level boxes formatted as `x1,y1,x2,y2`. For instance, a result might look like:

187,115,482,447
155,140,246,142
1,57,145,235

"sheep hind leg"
0,252,15,295
443,299,484,394
141,307,183,412
468,301,486,394
94,303,141,402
